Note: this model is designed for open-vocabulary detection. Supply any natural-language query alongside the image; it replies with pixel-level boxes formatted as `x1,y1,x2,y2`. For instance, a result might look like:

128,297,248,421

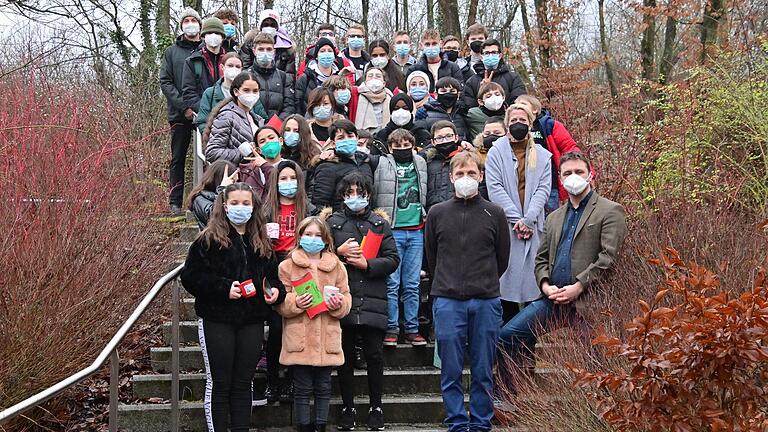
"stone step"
118,395,458,431
181,298,196,320
171,241,191,256
178,224,200,241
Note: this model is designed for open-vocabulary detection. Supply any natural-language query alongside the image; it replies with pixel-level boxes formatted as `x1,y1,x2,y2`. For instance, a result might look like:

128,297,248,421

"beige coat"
277,249,351,367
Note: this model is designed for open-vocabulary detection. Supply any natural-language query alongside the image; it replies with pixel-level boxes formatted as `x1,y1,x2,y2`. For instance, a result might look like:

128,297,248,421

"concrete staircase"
117,220,547,431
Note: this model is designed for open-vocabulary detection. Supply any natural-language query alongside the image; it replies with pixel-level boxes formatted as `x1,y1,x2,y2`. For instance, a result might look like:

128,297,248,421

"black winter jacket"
294,68,323,116
375,120,432,149
414,102,469,141
328,208,400,330
181,44,226,112
422,147,454,213
191,190,216,230
424,195,510,299
240,44,297,81
181,227,286,325
159,35,200,123
406,56,465,92
462,62,526,109
251,64,295,120
311,152,376,212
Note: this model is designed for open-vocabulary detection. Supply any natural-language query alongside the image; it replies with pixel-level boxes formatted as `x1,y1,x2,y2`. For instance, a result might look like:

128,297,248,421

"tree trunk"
659,15,678,84
264,0,274,8
467,0,479,27
326,0,331,23
241,0,249,33
640,0,656,82
598,0,618,98
155,0,170,44
427,0,434,28
700,0,724,63
519,0,539,76
437,0,460,37
362,0,369,32
403,0,409,30
533,0,551,69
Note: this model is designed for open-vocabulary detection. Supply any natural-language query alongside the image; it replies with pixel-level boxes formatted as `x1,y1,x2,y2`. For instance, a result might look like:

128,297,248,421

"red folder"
360,229,383,260
266,114,283,131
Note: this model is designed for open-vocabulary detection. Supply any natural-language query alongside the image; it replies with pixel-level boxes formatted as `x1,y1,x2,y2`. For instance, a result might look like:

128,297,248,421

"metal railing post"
108,350,119,432
170,280,181,432
193,130,204,186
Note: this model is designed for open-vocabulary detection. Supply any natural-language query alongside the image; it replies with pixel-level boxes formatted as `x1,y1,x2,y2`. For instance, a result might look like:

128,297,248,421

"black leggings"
199,319,264,432
339,325,385,408
293,365,333,425
266,309,284,385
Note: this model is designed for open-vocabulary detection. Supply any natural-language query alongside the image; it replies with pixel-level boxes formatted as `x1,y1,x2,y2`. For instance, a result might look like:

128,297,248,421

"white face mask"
454,176,479,198
366,78,385,92
357,146,370,154
391,108,412,126
182,22,200,37
262,26,277,36
223,67,241,81
204,33,223,48
562,173,591,196
484,95,504,111
371,57,388,69
238,92,260,109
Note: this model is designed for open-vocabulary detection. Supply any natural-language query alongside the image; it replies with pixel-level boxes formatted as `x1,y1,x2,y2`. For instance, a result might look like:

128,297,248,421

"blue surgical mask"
335,138,358,156
395,44,410,57
482,53,500,69
348,37,365,50
226,204,253,225
223,23,237,39
313,106,332,120
256,52,274,66
300,235,326,254
409,86,429,101
278,180,298,198
317,51,335,68
335,89,351,105
424,46,440,59
344,196,369,212
284,131,300,148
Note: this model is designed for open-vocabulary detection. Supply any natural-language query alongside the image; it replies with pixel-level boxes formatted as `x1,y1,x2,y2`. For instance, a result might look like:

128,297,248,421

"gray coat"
373,154,427,227
205,101,265,164
485,136,552,302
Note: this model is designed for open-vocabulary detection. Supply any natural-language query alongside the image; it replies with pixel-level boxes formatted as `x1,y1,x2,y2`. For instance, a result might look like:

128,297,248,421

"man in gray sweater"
424,150,510,432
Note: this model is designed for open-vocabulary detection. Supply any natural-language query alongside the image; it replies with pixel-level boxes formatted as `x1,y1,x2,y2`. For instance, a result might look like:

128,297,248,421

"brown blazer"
278,249,351,367
535,191,628,313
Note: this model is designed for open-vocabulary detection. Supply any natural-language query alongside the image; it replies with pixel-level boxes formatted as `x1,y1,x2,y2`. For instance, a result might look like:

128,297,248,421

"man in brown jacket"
499,151,627,366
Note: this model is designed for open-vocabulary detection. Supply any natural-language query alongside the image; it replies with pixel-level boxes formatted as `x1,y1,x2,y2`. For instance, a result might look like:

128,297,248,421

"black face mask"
443,50,459,62
392,148,414,163
470,40,483,54
435,141,458,156
437,92,458,108
509,123,529,141
482,134,503,150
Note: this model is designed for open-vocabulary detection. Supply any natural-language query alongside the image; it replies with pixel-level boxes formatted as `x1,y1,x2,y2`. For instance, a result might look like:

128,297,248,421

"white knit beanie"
180,7,202,25
406,71,430,89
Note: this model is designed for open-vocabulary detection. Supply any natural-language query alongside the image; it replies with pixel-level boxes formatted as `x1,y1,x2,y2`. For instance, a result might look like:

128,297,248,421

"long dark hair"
201,182,273,257
280,114,320,169
264,160,310,225
368,39,406,92
203,71,261,145
185,160,237,211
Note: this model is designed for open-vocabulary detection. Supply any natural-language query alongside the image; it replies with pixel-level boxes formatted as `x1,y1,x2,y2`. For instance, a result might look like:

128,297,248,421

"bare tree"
242,0,250,32
659,13,678,84
598,0,618,97
700,0,724,63
519,0,539,75
467,0,479,27
640,0,656,82
427,0,435,29
155,0,171,42
533,0,551,69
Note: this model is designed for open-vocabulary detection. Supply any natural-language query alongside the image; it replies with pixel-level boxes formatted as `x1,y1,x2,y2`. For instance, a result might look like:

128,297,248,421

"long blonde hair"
504,103,538,170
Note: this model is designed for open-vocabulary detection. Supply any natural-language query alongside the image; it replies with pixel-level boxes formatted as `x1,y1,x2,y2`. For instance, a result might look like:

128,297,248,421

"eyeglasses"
434,133,456,143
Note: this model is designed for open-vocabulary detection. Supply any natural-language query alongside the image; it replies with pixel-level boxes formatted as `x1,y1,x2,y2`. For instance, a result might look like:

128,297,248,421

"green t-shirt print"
394,161,422,228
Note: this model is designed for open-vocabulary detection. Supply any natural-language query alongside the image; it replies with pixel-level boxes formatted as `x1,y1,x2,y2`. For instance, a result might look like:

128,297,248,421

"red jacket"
539,112,580,200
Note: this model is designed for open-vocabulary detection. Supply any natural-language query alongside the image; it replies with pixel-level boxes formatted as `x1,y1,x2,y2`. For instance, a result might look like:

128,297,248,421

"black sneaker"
366,406,384,431
252,389,267,407
265,385,279,404
337,406,356,431
279,381,293,403
354,346,367,370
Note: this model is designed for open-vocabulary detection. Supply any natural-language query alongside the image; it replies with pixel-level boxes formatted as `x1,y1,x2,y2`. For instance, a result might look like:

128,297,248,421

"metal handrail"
0,264,185,431
193,129,207,186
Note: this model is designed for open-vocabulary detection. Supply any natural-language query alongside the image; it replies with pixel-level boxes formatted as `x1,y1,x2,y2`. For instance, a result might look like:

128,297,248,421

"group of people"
167,8,629,432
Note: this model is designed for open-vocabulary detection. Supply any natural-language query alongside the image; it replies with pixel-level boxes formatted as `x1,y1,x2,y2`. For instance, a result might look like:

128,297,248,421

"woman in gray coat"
204,71,265,164
485,104,552,323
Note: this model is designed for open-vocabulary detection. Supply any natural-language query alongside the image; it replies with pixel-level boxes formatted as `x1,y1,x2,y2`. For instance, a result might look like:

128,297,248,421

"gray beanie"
180,7,202,24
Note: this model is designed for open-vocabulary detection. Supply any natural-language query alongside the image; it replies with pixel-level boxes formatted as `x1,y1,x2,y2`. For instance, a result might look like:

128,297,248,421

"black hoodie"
375,93,432,148
462,62,527,109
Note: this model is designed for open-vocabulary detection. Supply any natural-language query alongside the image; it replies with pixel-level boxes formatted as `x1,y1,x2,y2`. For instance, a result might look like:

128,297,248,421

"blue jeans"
433,296,502,432
499,297,591,367
545,185,561,214
386,229,424,334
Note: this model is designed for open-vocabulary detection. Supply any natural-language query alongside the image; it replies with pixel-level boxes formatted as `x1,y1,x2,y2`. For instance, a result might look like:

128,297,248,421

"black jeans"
293,365,333,425
339,324,385,408
198,319,264,432
169,120,193,206
266,308,284,385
